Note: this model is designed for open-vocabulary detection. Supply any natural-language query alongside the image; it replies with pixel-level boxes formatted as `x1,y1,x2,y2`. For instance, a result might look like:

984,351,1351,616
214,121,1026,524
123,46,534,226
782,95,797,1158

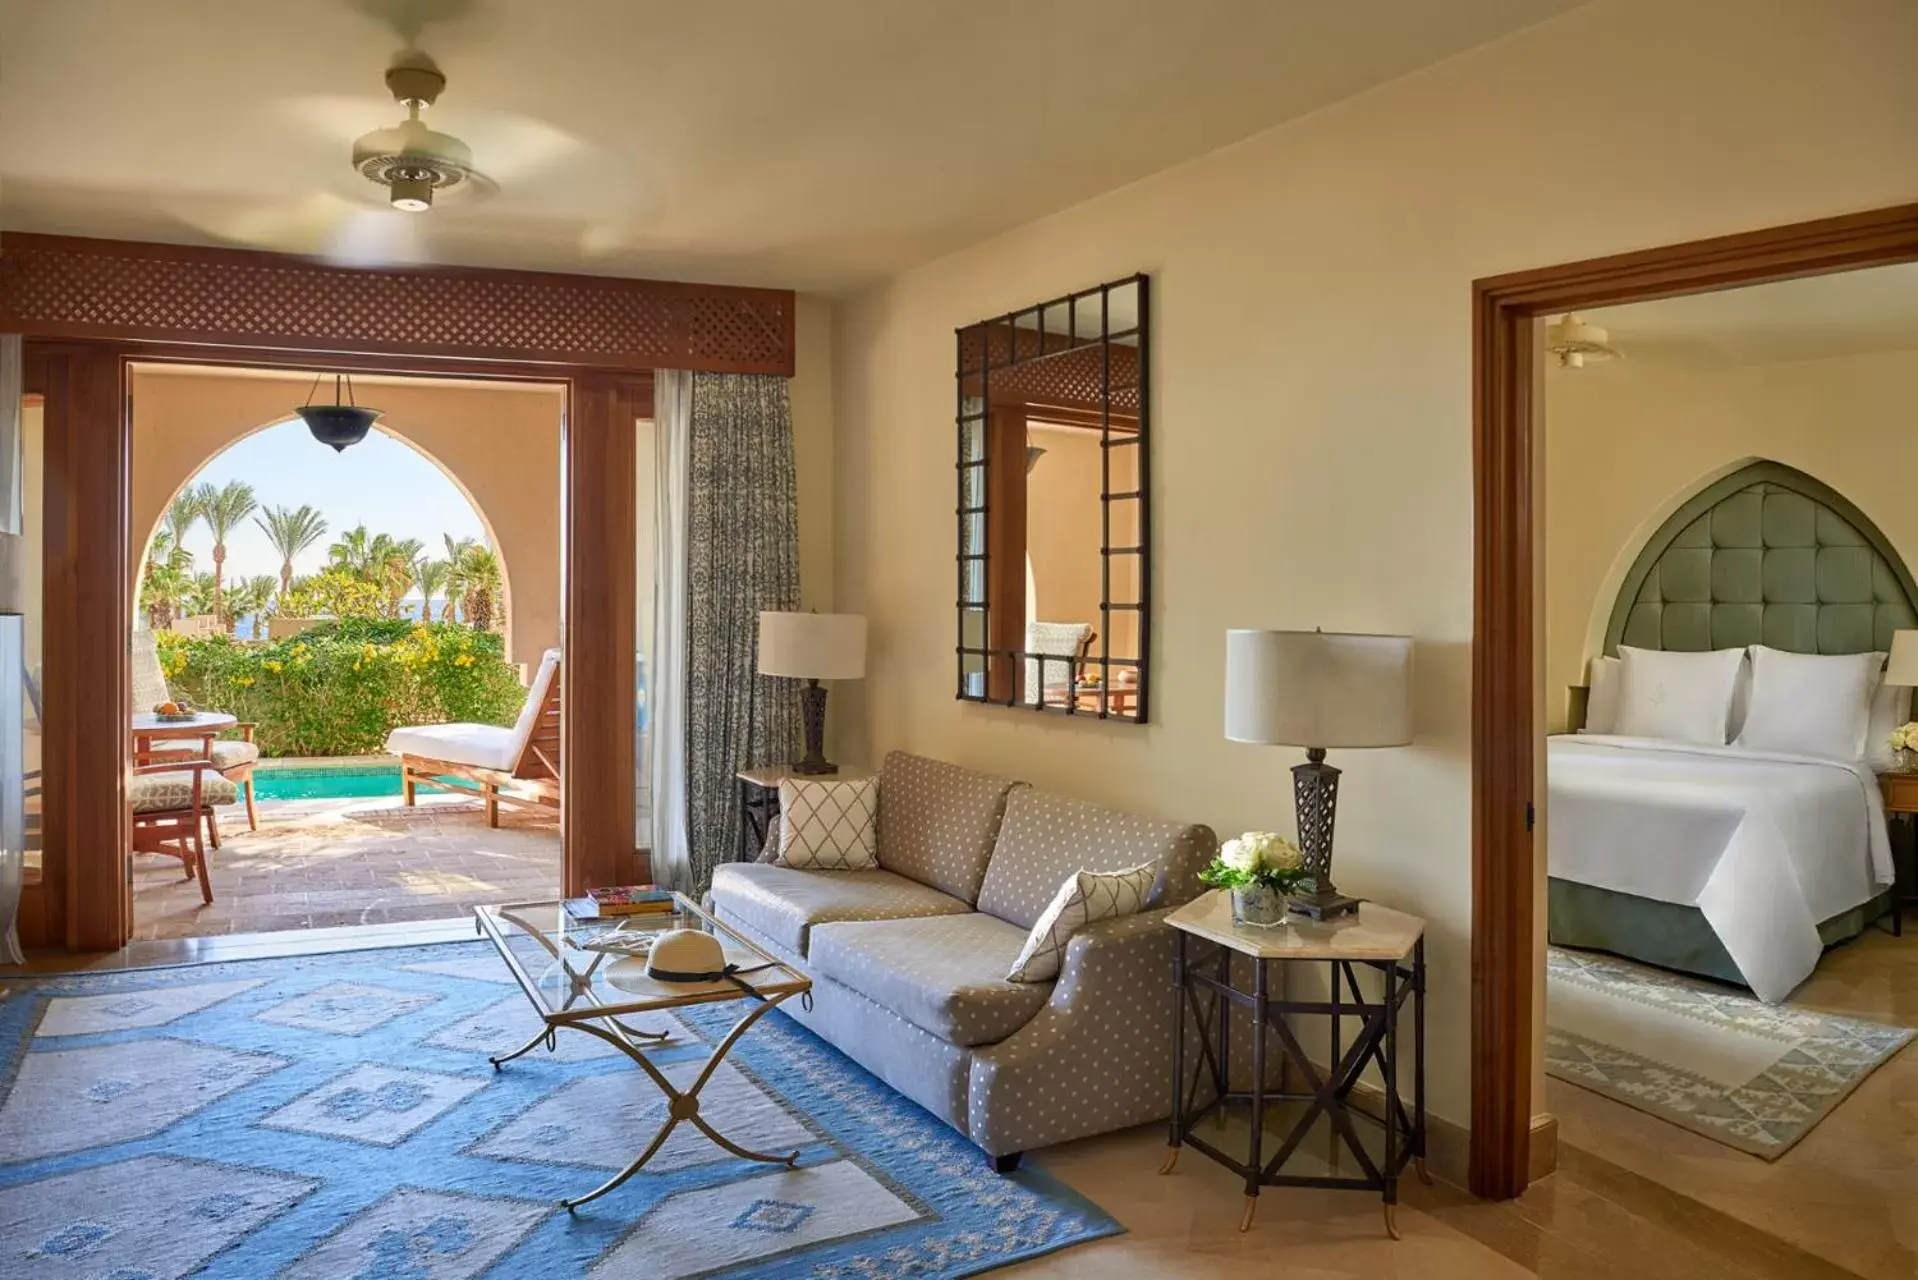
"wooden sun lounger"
398,662,561,827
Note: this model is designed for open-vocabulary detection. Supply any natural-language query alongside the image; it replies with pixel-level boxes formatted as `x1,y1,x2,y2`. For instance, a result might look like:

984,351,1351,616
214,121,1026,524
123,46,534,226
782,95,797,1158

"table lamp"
758,611,868,775
1224,629,1414,918
1886,631,1918,690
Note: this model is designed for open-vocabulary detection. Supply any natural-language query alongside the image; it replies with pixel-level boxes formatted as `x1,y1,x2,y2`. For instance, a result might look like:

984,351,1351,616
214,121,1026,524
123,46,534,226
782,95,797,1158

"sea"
229,596,451,641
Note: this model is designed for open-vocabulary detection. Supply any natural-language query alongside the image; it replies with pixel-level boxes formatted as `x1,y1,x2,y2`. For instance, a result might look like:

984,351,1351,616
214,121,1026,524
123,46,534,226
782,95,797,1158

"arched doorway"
126,362,565,941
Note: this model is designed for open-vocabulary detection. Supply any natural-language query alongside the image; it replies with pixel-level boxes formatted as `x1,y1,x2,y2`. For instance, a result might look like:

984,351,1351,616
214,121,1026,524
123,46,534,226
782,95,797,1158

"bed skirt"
1547,878,1889,989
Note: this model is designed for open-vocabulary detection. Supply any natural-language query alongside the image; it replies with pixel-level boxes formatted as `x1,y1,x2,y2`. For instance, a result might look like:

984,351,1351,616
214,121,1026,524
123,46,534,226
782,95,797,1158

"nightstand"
1878,771,1918,934
735,764,872,861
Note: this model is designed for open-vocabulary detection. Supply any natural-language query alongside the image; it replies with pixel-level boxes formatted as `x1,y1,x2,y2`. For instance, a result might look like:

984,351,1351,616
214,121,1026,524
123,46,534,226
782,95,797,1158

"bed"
1548,462,1915,1001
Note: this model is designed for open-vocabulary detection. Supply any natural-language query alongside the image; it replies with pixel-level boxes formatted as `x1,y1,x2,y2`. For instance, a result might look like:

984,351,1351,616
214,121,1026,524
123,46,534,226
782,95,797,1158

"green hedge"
157,620,526,758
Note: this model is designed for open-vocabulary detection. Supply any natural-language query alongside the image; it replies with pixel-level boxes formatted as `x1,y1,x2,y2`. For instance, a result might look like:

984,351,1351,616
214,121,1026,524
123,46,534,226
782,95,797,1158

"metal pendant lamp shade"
1224,629,1414,919
296,373,382,452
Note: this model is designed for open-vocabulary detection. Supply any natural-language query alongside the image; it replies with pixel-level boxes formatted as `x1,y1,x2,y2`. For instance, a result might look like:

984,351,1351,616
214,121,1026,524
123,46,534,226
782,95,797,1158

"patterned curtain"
685,373,801,891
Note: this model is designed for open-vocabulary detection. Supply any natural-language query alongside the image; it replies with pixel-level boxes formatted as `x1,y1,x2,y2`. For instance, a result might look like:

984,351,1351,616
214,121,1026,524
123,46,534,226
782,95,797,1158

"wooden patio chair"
130,759,236,904
131,630,261,834
385,647,560,827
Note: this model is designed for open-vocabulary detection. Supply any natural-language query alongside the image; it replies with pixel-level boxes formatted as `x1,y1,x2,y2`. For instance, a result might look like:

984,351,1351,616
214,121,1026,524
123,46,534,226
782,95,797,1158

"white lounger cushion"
383,648,560,772
384,722,519,771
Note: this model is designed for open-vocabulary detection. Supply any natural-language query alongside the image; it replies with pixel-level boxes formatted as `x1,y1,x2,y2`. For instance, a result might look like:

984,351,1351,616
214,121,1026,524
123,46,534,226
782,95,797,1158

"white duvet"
1547,734,1894,1003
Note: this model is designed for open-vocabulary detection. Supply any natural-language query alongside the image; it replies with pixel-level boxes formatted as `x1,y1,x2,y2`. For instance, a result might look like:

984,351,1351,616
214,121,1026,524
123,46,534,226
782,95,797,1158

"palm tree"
221,575,277,636
328,525,381,580
140,553,191,631
378,537,424,617
255,504,329,600
440,535,477,623
412,556,450,622
193,480,257,620
162,490,203,560
457,544,504,633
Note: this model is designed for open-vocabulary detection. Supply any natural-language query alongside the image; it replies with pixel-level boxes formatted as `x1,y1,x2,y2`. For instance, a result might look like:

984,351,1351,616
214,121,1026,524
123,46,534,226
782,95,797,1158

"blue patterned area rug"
0,941,1120,1278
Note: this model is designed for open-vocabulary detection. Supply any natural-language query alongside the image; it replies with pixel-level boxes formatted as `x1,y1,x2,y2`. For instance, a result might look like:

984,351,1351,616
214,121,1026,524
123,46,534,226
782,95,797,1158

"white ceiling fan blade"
164,193,363,256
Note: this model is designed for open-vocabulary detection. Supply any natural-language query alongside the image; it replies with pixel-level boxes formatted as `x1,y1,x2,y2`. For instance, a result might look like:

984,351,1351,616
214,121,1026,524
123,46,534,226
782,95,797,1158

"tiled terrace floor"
130,793,560,940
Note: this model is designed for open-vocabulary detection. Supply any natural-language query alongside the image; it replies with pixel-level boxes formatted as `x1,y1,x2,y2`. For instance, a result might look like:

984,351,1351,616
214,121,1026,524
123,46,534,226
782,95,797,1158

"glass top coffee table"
474,893,811,1210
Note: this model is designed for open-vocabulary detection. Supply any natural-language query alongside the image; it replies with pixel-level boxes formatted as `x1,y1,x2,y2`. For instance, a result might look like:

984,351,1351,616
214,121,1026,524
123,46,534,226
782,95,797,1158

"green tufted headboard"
1604,461,1918,657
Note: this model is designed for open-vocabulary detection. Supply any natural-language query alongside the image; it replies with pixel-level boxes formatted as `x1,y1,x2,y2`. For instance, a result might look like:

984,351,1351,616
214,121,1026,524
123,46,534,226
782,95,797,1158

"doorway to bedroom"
1534,259,1918,1278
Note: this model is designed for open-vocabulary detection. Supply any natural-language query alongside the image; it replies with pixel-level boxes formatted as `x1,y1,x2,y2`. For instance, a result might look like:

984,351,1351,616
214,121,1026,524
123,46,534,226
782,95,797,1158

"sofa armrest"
965,907,1177,1155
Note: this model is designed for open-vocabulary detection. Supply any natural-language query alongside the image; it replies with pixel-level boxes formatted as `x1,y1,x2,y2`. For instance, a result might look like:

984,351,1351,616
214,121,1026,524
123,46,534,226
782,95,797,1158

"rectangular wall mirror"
955,273,1149,722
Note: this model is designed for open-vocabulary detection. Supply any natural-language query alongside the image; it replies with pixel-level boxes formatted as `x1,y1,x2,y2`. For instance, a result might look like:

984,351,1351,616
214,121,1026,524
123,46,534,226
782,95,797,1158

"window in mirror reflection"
954,274,1149,722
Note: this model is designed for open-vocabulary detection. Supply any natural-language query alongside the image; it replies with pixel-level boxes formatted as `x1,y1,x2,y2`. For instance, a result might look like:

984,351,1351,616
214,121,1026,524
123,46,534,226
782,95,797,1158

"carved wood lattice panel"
959,323,1140,414
0,234,794,375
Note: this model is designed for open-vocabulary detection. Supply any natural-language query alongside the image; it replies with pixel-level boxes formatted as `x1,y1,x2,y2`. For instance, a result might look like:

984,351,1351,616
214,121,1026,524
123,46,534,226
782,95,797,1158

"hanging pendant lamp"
296,373,383,451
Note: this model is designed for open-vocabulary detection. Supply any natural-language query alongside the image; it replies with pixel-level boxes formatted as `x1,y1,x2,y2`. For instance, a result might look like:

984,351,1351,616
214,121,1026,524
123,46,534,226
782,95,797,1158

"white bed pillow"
1866,662,1911,770
1734,646,1881,761
1613,646,1747,746
1581,656,1620,734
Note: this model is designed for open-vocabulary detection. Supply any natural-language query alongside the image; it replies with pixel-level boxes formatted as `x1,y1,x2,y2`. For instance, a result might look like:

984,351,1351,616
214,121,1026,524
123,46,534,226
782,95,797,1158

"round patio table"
131,710,237,736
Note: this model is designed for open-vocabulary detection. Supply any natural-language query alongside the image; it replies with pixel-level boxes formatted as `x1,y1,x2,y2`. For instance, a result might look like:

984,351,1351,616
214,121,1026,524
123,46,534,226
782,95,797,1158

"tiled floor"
130,793,560,940
1548,923,1918,1279
12,918,1874,1279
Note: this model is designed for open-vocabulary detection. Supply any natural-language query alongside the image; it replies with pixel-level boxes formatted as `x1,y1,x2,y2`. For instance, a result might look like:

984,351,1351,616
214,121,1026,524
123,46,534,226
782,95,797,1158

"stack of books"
564,885,676,919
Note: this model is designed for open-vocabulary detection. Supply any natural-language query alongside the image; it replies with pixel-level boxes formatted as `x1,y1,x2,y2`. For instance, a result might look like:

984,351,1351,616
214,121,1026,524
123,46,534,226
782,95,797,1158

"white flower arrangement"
1891,722,1918,754
1200,831,1311,893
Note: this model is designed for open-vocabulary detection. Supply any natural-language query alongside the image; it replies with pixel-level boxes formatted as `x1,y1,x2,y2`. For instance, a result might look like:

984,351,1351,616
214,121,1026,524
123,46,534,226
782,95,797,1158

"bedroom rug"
1545,946,1914,1158
0,941,1119,1278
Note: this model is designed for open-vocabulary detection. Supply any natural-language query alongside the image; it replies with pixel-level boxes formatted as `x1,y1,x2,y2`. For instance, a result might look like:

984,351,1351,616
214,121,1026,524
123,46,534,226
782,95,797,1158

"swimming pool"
251,765,421,802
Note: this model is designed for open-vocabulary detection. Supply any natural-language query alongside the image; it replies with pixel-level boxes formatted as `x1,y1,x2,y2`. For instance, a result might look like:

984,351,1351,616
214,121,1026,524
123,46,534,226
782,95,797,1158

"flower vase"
1894,748,1914,773
1230,884,1289,929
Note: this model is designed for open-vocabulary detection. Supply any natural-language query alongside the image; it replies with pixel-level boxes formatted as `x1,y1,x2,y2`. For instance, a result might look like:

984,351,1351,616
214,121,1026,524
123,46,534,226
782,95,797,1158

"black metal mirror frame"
953,272,1150,722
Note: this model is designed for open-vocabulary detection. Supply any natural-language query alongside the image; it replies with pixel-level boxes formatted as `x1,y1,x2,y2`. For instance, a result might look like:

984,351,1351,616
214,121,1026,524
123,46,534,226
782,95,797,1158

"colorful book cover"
566,885,676,918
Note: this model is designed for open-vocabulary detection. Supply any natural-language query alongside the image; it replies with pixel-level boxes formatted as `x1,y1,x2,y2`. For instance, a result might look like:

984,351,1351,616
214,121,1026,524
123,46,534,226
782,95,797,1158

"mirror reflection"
955,274,1149,721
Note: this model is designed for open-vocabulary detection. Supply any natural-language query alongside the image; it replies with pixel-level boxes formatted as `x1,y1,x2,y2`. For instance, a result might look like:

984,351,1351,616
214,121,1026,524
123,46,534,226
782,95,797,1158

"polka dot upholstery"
708,862,972,956
876,751,1024,904
968,908,1177,1156
809,913,1053,1047
976,788,1215,931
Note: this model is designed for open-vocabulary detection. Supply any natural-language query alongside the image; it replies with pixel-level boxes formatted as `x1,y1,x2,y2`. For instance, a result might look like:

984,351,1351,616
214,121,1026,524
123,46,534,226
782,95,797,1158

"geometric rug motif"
0,939,1121,1277
1546,945,1915,1158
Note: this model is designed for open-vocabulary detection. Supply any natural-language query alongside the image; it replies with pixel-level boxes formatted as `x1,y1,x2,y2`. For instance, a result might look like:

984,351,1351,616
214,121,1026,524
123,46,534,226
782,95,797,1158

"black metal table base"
1163,932,1427,1235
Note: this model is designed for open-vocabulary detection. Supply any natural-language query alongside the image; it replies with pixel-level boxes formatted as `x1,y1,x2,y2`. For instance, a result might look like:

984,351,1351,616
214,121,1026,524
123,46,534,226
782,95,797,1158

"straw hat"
645,929,728,983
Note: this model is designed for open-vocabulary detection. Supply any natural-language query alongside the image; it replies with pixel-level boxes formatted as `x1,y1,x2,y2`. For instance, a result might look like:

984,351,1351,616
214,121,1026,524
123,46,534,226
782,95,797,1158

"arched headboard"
1604,460,1918,657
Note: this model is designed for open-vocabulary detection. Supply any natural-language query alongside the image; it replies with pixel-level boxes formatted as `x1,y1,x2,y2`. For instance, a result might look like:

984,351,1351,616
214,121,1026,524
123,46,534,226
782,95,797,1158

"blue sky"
163,420,492,586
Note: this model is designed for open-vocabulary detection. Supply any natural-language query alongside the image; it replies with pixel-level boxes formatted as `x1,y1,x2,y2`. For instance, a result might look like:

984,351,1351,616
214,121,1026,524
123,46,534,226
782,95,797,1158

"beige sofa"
709,750,1214,1170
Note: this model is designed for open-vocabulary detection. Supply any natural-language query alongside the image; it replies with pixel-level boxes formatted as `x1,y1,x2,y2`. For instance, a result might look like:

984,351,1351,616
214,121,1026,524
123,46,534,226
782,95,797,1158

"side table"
735,764,872,861
1162,891,1427,1236
1877,770,1918,935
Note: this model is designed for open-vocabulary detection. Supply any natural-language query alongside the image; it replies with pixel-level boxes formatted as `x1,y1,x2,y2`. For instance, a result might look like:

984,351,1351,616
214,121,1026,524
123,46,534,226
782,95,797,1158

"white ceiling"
0,0,1576,293
1579,263,1918,367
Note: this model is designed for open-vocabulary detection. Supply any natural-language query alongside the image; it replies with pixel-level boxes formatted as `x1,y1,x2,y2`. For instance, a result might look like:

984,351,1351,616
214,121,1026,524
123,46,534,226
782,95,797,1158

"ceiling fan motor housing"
353,54,477,210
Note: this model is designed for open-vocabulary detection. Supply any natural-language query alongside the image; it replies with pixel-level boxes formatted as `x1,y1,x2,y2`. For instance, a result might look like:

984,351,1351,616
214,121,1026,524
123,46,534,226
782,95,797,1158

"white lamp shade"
757,611,868,681
1888,631,1918,687
1224,629,1414,748
0,533,24,615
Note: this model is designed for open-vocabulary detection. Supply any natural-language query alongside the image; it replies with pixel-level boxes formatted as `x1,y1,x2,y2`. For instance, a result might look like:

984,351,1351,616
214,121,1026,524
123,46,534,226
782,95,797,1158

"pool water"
252,765,419,802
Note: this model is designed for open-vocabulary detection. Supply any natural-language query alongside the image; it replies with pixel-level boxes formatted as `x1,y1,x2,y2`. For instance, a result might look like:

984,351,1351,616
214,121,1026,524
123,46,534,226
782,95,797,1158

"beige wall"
830,0,1918,1128
1544,344,1918,731
131,370,564,669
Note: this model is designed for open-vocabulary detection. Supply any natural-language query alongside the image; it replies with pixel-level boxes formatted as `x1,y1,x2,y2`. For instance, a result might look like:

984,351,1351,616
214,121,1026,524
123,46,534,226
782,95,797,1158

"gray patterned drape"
685,373,802,891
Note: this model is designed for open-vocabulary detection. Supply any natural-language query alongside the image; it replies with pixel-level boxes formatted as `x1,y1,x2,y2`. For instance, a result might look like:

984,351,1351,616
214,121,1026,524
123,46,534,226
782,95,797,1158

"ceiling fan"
351,50,490,213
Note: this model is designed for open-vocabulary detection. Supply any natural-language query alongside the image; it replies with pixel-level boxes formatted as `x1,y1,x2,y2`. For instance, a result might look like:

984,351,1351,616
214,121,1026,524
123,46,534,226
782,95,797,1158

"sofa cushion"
876,750,1023,903
809,913,1052,1047
131,769,239,812
975,788,1216,931
708,862,972,957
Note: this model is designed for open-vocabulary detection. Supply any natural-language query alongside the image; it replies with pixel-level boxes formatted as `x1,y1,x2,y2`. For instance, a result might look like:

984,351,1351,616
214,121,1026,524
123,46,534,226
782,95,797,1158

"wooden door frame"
4,233,793,951
1471,201,1918,1197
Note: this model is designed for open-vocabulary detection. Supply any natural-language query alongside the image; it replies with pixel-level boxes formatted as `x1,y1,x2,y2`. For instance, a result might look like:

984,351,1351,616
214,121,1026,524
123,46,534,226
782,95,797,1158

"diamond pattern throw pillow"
1006,862,1156,983
779,777,880,870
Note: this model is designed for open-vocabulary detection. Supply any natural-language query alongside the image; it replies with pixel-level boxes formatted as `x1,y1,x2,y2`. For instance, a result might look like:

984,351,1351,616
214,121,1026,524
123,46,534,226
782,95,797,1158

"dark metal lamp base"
791,678,837,775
